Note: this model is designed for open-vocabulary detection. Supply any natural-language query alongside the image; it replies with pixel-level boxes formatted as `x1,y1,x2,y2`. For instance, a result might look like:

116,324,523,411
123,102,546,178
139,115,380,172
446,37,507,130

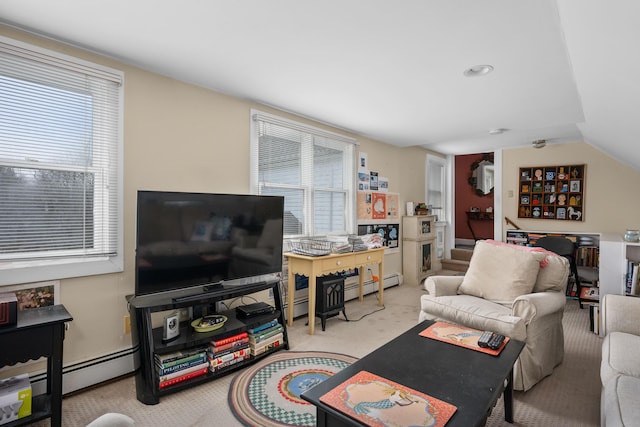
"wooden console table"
0,305,73,427
466,211,494,241
285,247,385,335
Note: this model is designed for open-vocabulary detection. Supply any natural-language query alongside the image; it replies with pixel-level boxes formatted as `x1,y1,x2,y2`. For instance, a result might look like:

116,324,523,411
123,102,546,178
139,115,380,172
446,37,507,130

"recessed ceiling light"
464,65,494,77
488,128,508,135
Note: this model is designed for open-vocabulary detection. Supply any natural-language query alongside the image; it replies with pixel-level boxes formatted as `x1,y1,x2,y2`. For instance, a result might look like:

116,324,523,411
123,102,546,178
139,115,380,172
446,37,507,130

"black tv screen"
135,191,284,296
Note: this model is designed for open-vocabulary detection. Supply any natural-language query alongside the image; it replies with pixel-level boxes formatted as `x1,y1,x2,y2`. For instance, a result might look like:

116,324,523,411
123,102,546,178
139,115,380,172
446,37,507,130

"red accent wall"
455,154,494,240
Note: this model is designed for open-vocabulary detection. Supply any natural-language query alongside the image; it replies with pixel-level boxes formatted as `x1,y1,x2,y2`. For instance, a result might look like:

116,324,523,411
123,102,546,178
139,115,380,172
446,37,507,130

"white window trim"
250,109,358,237
425,154,449,222
0,36,124,286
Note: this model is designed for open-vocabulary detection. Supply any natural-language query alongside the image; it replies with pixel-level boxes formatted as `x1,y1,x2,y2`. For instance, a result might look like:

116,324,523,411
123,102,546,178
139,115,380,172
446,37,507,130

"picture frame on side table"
0,280,60,310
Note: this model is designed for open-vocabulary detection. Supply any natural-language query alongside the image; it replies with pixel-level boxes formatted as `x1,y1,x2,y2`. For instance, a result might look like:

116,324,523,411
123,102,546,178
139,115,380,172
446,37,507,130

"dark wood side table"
0,305,73,427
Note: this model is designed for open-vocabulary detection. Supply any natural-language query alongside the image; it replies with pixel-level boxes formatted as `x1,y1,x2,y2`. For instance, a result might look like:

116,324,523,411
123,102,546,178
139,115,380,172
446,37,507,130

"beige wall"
0,26,434,373
502,142,640,236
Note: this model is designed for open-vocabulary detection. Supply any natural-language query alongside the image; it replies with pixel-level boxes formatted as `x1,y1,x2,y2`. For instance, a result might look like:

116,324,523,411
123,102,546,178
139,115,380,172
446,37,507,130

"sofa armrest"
424,276,464,296
511,291,566,324
601,294,640,336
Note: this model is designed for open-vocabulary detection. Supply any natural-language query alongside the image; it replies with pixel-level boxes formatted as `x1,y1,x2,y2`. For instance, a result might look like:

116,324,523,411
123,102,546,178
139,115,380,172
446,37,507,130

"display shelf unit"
128,279,288,405
402,215,440,285
600,234,640,299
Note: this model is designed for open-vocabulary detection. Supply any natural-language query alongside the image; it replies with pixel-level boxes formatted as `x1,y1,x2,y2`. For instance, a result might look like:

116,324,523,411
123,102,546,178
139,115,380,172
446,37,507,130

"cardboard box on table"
0,374,32,425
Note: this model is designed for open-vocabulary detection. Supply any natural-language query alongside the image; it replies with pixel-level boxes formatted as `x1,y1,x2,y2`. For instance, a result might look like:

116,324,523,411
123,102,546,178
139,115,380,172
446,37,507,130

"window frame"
426,154,448,223
0,36,124,286
250,109,357,238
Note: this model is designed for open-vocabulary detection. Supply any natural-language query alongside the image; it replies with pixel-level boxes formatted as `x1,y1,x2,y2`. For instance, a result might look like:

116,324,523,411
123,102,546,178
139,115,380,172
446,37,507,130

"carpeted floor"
32,284,602,426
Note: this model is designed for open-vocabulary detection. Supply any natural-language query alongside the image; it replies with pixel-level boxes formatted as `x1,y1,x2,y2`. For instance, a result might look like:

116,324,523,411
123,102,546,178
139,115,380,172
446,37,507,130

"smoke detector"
532,140,546,149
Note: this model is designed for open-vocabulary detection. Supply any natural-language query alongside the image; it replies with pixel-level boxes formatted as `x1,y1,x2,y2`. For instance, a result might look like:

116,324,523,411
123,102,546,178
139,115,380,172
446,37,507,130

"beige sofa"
419,240,569,391
600,294,640,426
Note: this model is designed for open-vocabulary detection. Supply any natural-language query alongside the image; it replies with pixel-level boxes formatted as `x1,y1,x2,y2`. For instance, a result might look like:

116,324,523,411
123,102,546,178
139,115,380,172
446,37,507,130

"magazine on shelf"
320,370,456,427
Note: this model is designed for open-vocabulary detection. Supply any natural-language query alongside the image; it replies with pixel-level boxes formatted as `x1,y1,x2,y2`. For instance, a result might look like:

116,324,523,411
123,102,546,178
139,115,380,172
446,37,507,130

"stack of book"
248,320,284,356
155,348,209,389
207,332,250,372
626,260,640,296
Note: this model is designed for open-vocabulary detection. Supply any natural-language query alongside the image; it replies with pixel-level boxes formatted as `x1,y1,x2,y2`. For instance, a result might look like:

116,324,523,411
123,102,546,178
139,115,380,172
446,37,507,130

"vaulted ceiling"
1,1,639,168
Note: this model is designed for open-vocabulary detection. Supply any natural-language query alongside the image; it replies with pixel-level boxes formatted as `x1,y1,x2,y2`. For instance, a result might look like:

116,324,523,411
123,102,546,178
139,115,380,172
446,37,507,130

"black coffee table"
302,320,525,427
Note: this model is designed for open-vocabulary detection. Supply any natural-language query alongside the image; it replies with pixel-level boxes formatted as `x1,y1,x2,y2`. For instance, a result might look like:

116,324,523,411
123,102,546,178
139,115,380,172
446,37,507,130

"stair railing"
504,216,521,230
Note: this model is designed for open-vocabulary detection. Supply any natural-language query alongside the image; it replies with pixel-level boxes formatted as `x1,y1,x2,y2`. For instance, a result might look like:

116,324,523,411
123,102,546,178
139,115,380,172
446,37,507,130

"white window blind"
0,37,123,283
251,111,356,237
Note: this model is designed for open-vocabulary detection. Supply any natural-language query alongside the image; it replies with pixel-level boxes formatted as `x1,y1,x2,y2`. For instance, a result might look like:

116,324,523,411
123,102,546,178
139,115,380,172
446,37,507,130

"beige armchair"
418,240,569,391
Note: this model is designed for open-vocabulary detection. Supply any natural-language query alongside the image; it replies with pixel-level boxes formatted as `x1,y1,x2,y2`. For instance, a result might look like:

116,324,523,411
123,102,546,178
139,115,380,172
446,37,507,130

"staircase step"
440,259,470,272
451,248,474,262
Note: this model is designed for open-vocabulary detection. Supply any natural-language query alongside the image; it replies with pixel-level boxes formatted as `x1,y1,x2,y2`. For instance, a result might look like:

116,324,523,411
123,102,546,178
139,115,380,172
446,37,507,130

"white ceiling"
1,1,639,167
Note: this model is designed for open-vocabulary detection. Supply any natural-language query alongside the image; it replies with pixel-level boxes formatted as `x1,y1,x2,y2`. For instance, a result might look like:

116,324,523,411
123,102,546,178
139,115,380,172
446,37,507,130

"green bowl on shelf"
191,315,227,333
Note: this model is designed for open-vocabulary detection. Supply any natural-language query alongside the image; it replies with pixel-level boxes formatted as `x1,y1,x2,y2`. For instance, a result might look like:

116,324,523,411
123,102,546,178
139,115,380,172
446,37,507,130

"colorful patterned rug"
228,350,357,427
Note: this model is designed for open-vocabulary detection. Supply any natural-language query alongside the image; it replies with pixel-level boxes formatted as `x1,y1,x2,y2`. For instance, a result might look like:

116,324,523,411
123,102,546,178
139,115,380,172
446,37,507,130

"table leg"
378,260,384,306
308,274,317,335
467,217,478,241
358,271,364,302
287,264,295,327
50,323,65,427
503,369,514,423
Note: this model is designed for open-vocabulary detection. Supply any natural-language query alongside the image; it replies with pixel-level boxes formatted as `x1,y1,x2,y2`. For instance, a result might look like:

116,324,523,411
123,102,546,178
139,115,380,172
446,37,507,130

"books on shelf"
209,336,250,355
210,331,248,348
207,345,251,372
626,261,640,296
155,347,207,368
251,332,284,356
248,319,279,335
158,365,208,388
249,324,284,344
576,246,599,267
155,347,209,388
158,361,209,383
247,320,285,356
156,352,207,376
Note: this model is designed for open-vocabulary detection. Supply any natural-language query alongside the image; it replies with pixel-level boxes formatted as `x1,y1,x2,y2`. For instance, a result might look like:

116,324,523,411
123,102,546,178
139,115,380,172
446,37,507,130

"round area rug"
228,350,357,427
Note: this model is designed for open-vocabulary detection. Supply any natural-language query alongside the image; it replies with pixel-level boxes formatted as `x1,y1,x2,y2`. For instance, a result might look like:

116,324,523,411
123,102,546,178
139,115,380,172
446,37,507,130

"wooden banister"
504,216,521,230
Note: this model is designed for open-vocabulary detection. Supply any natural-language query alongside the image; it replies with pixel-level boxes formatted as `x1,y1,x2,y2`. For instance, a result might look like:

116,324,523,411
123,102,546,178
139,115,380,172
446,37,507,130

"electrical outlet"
123,315,131,334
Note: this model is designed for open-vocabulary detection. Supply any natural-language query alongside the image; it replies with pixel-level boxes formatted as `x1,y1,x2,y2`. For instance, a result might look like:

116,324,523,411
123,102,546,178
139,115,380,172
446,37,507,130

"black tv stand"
172,286,223,304
203,282,223,292
128,278,288,405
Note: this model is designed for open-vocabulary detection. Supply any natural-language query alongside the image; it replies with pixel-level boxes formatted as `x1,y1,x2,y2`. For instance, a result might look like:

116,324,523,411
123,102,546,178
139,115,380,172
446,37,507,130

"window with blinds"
0,36,123,284
251,111,357,238
426,154,447,222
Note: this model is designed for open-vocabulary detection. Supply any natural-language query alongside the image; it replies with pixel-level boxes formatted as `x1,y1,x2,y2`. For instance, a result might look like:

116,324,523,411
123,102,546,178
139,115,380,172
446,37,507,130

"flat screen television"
135,190,284,297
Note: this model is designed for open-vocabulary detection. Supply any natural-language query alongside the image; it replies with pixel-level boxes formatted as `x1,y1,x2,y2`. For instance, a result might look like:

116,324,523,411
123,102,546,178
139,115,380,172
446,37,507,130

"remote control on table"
477,331,494,348
488,333,505,350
